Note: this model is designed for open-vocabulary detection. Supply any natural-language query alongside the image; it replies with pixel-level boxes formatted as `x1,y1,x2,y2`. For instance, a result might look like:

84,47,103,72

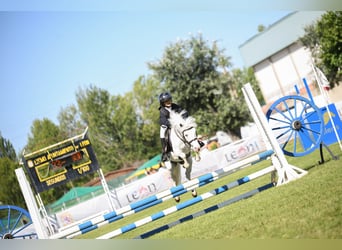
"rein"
174,126,197,147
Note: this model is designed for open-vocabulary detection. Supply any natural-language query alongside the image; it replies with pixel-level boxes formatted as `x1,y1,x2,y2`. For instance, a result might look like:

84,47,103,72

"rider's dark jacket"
159,103,186,128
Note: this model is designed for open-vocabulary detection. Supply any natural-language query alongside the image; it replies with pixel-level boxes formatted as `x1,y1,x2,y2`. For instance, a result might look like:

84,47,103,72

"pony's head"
169,110,201,151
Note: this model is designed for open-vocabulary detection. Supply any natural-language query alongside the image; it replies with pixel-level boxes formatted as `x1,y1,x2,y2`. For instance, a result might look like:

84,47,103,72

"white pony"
166,110,201,202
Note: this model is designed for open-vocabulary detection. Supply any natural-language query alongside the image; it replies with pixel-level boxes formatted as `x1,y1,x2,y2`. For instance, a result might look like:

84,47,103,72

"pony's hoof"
164,161,172,170
191,190,197,197
174,196,180,202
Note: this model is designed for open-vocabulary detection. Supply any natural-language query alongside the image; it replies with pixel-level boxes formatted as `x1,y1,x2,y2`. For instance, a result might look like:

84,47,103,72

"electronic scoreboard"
22,131,100,193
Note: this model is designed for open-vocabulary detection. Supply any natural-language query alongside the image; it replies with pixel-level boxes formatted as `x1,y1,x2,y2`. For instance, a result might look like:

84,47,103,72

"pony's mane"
169,110,197,129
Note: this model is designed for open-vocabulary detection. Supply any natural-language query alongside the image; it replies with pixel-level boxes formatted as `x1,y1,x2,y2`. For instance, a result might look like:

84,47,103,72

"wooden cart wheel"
266,95,324,157
0,205,37,239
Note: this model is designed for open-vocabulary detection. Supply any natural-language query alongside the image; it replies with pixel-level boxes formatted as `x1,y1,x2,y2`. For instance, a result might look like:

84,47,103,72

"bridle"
174,125,198,147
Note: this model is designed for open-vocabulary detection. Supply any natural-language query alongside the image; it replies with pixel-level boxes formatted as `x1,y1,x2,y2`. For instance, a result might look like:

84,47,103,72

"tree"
148,33,251,138
108,92,141,166
75,85,146,171
58,104,87,139
25,118,64,153
0,133,25,207
0,131,16,161
148,34,229,115
232,67,265,105
300,23,320,59
0,157,26,207
300,11,342,88
131,75,161,158
76,85,118,171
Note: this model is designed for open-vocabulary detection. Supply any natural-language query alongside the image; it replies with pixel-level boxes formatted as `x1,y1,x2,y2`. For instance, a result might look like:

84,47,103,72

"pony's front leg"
183,157,190,168
170,162,181,202
176,152,190,169
170,162,181,186
184,156,193,181
184,156,197,198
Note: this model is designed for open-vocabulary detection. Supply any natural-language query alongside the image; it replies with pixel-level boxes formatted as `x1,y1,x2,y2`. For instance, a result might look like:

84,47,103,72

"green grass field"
77,142,342,239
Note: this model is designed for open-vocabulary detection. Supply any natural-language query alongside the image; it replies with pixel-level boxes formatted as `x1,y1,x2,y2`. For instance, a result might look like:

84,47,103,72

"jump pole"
134,182,274,239
96,166,275,239
242,83,307,185
15,168,49,239
50,150,273,239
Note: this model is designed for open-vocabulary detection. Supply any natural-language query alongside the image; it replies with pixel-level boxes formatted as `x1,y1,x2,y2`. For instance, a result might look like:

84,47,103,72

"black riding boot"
161,138,168,162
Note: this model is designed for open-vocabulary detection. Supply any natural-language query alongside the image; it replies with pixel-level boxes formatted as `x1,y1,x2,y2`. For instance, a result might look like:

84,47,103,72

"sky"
1,0,335,153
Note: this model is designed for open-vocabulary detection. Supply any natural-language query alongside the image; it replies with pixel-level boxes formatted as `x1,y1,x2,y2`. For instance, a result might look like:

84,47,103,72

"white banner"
186,135,267,180
113,168,174,207
55,194,110,229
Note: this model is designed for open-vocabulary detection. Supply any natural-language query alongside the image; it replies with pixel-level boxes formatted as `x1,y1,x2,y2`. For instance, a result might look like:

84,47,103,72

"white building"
239,11,327,109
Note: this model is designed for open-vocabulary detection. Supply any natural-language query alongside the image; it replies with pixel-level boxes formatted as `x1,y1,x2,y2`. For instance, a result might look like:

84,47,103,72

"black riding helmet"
159,92,172,107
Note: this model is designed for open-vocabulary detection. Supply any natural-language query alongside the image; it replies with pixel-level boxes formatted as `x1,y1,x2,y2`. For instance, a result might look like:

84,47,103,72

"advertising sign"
301,103,342,149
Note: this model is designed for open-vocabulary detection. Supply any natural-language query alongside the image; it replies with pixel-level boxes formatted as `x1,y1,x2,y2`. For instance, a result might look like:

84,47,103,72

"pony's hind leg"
170,162,181,202
184,156,197,197
184,163,191,180
184,155,193,181
170,163,181,185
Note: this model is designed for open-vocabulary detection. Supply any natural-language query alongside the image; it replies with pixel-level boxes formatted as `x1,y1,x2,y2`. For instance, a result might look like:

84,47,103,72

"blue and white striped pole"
50,150,273,239
135,182,275,239
120,149,273,214
96,166,275,239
